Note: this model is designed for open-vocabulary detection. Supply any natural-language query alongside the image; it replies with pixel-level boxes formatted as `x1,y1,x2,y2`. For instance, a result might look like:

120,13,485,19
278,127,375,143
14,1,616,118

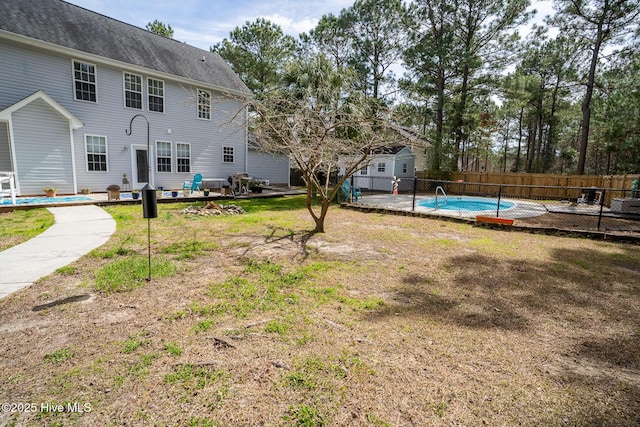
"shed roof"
0,0,250,95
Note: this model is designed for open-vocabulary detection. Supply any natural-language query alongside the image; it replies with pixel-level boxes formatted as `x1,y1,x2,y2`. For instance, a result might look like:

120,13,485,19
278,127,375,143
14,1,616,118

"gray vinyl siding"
1,37,247,193
0,122,11,171
353,148,416,191
12,98,74,195
247,150,290,185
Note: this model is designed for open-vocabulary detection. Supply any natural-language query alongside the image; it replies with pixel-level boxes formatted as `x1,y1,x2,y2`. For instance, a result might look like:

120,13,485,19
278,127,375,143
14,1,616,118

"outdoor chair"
340,181,361,202
182,173,203,193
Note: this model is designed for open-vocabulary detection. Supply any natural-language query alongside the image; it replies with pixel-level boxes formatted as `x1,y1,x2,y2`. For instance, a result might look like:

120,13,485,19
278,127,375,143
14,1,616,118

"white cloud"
263,14,319,36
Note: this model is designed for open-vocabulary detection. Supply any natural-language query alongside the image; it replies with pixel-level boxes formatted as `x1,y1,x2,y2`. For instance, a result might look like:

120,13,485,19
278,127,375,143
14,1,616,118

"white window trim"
197,88,211,120
72,59,98,103
360,166,368,175
222,146,235,163
84,134,109,172
176,142,191,173
147,77,165,114
377,162,386,173
156,140,173,173
123,72,143,110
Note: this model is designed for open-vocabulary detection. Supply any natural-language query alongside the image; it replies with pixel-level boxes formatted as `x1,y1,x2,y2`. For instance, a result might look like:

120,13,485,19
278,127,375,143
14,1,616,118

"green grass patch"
55,266,78,275
0,208,54,251
283,404,327,426
264,319,289,336
163,240,219,259
128,353,159,379
163,341,183,356
193,318,216,333
44,348,73,363
94,256,176,293
164,364,228,391
304,285,385,311
121,334,149,353
90,246,136,259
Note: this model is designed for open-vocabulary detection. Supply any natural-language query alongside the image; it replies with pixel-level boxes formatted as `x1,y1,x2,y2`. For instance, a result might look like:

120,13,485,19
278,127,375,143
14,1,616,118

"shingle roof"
0,0,250,95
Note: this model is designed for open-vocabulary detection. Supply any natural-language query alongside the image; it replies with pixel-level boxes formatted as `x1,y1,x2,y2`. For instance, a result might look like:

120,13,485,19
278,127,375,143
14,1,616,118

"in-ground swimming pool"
1,195,94,205
418,196,515,212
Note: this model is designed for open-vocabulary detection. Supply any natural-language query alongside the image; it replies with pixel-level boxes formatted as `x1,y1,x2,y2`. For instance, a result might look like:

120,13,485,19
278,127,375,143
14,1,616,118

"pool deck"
354,194,549,219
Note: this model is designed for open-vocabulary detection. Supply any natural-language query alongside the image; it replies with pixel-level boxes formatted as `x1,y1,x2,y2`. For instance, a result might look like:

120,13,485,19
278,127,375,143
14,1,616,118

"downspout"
244,106,249,173
69,122,78,194
6,118,20,195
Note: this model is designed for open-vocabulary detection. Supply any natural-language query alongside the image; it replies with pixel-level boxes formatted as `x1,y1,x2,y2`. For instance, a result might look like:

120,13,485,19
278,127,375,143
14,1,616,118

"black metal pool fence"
348,177,640,234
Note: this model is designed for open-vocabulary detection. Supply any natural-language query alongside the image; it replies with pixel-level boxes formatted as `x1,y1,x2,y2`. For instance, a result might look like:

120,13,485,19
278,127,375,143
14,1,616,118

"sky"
65,0,556,53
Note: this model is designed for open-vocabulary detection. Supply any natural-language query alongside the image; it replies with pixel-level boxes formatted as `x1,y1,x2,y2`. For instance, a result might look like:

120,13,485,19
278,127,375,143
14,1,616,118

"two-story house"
0,0,250,196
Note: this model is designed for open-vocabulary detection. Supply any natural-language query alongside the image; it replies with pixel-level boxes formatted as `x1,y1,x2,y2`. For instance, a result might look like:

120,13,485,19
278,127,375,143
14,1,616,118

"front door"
131,144,153,189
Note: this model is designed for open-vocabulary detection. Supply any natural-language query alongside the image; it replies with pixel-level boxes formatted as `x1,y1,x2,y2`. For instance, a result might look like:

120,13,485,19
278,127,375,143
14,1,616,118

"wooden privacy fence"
418,172,640,206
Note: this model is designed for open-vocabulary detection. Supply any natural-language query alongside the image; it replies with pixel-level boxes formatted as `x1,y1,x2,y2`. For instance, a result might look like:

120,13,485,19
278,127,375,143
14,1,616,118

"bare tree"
242,55,422,233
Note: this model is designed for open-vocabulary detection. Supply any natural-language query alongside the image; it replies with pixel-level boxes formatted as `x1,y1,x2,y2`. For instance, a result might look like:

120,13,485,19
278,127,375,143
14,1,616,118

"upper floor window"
198,89,211,120
360,167,368,175
377,162,386,173
85,135,107,171
124,72,143,109
402,163,408,173
73,60,96,102
148,78,164,113
176,143,191,173
222,146,234,163
156,141,172,172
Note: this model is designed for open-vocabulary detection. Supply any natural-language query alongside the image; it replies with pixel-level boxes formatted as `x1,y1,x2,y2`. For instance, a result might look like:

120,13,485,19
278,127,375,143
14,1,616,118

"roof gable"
0,0,250,95
0,90,83,128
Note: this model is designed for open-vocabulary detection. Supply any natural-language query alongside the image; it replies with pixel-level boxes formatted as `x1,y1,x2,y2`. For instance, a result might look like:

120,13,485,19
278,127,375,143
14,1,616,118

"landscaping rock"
179,202,246,216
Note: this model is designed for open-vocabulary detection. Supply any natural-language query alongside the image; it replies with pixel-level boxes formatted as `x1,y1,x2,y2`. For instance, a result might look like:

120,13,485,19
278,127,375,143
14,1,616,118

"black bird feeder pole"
126,114,157,281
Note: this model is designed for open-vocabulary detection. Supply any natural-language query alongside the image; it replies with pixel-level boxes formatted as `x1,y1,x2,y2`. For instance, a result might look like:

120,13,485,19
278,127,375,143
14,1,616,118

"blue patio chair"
182,173,203,193
339,181,362,202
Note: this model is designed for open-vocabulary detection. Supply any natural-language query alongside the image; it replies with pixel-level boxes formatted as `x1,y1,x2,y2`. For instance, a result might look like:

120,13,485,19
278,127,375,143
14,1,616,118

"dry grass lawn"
0,196,639,426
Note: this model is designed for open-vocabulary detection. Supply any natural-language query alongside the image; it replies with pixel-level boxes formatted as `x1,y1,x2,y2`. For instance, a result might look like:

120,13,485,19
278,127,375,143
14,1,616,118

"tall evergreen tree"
550,0,640,174
403,0,461,173
146,20,173,38
449,0,532,171
211,19,298,97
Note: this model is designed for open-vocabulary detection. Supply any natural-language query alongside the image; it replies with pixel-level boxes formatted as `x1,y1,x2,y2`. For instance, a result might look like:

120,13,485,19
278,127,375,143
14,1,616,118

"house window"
222,146,234,163
176,143,191,173
198,89,211,119
403,163,408,173
360,167,368,175
73,60,96,102
377,162,386,173
156,141,172,172
148,78,164,113
85,135,107,171
124,73,142,109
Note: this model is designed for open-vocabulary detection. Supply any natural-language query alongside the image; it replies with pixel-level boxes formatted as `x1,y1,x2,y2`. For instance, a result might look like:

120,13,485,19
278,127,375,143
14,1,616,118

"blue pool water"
418,196,515,211
1,195,94,205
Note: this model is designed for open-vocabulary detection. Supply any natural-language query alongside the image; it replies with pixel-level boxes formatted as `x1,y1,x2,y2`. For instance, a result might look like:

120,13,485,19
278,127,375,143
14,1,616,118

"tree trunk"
513,107,524,172
502,125,510,173
311,198,330,233
433,69,445,173
452,67,470,171
525,117,536,173
534,83,545,173
576,22,604,175
543,78,561,171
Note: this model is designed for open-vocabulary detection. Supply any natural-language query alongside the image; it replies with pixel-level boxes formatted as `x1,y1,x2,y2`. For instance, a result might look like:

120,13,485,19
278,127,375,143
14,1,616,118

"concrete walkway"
0,205,116,299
